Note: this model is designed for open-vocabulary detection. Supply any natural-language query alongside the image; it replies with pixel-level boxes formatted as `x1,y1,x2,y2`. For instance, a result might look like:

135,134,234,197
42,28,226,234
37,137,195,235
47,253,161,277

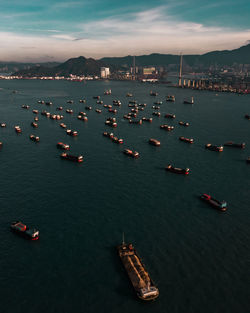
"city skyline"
0,0,250,62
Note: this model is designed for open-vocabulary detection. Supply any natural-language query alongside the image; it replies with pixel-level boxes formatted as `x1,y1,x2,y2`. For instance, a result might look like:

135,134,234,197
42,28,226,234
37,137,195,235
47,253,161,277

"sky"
0,0,250,62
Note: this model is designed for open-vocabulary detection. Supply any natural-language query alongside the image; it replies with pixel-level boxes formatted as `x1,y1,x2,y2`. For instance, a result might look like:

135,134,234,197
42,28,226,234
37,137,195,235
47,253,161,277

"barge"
179,136,194,143
205,144,223,152
165,164,189,175
117,240,159,301
11,221,39,240
224,142,245,148
61,153,83,162
200,194,227,211
149,138,161,146
123,149,139,158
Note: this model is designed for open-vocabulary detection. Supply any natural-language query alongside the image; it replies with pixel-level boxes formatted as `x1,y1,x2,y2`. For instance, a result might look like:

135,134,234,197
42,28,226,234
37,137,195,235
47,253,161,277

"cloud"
0,6,250,61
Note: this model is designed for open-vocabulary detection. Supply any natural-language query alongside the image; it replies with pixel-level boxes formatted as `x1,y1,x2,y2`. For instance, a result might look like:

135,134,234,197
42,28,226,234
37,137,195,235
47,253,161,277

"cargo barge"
117,240,159,301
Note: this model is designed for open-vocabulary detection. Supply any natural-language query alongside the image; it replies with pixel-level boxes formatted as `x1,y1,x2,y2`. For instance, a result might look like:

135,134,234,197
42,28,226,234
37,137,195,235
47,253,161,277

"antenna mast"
178,53,183,87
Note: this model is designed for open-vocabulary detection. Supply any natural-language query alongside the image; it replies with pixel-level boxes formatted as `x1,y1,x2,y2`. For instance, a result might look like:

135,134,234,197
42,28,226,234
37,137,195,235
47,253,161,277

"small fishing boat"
11,221,39,240
200,194,227,211
165,113,176,119
31,122,38,128
149,138,160,146
142,117,153,122
129,119,142,125
30,134,40,142
60,123,67,128
22,105,30,109
66,129,78,136
152,112,161,117
15,126,21,133
183,97,194,104
179,136,194,143
160,125,174,131
85,106,92,110
123,149,139,158
66,109,73,114
32,109,39,114
165,164,189,175
1,123,6,127
205,144,223,152
166,95,175,102
224,142,245,148
61,153,83,163
95,109,102,113
150,91,158,96
57,142,70,150
179,121,189,126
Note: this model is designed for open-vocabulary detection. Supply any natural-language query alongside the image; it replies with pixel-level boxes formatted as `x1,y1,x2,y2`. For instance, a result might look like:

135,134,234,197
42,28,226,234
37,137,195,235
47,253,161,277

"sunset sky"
0,0,250,62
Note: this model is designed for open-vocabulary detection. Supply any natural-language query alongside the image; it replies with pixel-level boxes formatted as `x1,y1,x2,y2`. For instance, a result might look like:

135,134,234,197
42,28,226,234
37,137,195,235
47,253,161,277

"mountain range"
7,43,250,77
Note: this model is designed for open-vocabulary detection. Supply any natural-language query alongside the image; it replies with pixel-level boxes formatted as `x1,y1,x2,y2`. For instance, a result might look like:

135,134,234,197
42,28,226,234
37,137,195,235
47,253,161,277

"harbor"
0,79,249,313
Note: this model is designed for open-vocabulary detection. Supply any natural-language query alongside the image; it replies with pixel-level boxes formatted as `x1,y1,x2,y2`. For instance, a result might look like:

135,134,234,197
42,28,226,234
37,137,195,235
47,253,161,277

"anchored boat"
200,194,227,211
11,221,39,240
117,238,159,301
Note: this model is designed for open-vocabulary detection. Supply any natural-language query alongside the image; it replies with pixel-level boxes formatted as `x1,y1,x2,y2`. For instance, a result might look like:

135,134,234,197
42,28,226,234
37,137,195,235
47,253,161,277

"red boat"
205,144,223,152
123,149,139,158
66,129,78,136
11,221,39,240
179,136,194,143
165,164,189,175
200,194,227,211
149,138,161,146
61,153,83,162
57,142,70,150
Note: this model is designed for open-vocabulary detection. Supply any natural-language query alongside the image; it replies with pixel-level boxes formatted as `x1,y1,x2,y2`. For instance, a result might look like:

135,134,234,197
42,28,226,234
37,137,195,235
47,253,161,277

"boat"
57,107,63,111
112,137,123,144
117,238,159,301
1,123,6,127
183,97,194,104
78,115,88,121
150,91,158,96
37,100,45,104
79,99,86,103
165,113,176,119
93,96,100,99
60,123,67,128
165,164,189,175
0,142,3,148
179,136,194,143
129,119,142,125
15,126,21,133
10,221,39,240
85,106,92,110
139,103,147,107
154,101,162,105
67,100,74,104
31,122,38,128
103,132,114,138
149,138,160,146
160,125,174,131
246,157,250,163
57,142,70,150
66,109,73,114
95,109,102,113
123,149,139,158
22,105,30,109
126,93,133,97
34,117,39,121
205,144,223,152
152,106,160,110
200,194,227,211
224,142,245,148
166,95,175,102
179,121,189,126
142,117,153,122
61,152,83,163
113,100,121,106
245,114,250,120
46,102,52,105
104,89,112,95
96,100,103,104
30,134,40,142
78,111,87,116
152,112,161,117
109,108,117,114
32,109,39,114
66,129,78,136
129,100,137,104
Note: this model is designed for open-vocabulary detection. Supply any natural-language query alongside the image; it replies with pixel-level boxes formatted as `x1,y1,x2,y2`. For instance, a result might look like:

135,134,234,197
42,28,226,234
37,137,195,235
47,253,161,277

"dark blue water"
0,80,249,313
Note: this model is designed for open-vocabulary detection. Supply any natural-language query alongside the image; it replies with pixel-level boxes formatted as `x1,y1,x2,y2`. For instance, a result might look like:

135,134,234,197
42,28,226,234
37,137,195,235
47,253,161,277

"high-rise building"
100,67,110,78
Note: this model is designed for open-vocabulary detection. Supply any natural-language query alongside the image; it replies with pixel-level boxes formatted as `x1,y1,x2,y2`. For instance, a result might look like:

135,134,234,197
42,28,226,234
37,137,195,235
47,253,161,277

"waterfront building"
100,67,110,79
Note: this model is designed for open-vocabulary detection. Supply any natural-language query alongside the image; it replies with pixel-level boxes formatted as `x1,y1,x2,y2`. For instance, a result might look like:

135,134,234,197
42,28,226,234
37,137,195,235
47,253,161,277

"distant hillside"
101,44,250,68
0,62,59,74
12,56,106,77
11,43,250,76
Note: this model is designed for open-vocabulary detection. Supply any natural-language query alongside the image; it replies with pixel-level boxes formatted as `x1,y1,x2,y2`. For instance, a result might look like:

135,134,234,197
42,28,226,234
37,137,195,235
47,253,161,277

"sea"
0,80,249,313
